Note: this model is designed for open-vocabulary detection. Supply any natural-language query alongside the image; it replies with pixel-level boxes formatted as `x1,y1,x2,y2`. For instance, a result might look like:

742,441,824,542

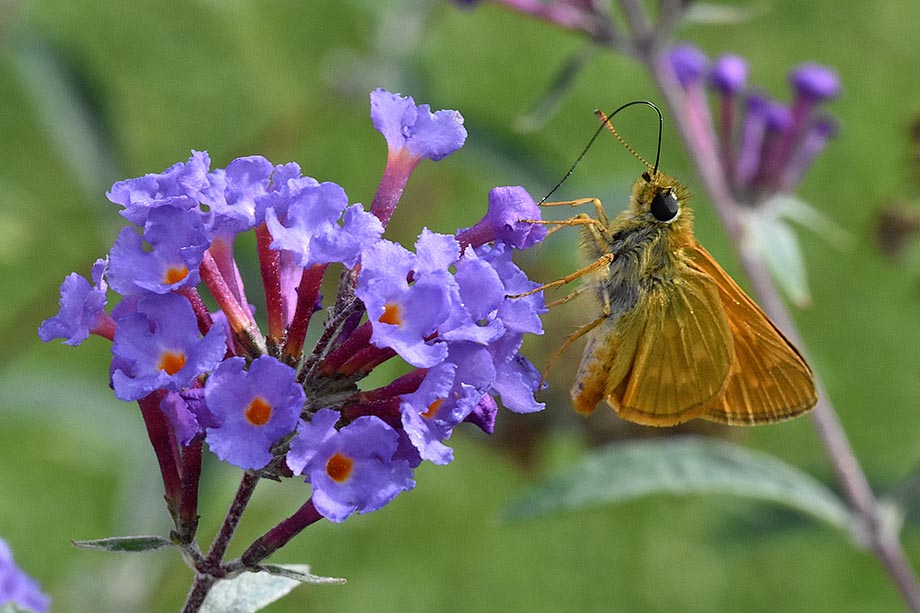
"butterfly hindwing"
685,243,818,424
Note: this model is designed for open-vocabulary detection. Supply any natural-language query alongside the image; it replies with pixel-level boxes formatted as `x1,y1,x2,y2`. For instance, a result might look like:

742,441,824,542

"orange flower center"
325,452,354,483
245,396,272,426
422,398,444,419
379,303,402,326
163,265,189,285
157,351,187,375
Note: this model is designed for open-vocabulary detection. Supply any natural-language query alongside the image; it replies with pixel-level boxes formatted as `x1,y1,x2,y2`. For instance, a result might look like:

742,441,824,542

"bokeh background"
3,1,920,611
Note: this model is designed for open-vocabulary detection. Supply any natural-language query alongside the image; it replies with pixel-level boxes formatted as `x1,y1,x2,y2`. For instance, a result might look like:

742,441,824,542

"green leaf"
745,208,812,307
259,564,347,585
1,603,37,613
684,2,768,25
504,437,853,534
200,565,344,613
72,535,175,553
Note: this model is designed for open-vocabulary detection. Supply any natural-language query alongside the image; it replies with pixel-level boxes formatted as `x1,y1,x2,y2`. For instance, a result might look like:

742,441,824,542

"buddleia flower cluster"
39,88,547,580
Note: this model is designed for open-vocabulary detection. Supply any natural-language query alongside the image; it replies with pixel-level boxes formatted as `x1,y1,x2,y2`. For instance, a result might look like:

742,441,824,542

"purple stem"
240,498,324,567
204,471,260,568
137,391,182,521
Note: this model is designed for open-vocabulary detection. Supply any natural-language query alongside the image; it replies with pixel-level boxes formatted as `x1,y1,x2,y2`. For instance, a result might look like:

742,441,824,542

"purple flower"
204,356,304,470
200,155,275,237
789,63,841,103
668,44,709,88
489,334,546,414
478,240,545,335
287,409,416,523
710,54,748,95
107,150,211,226
370,89,467,164
0,538,50,613
456,186,546,250
264,181,383,268
464,394,498,434
38,258,110,345
355,238,454,368
160,388,216,447
369,90,468,226
107,205,210,295
399,362,458,464
110,293,226,401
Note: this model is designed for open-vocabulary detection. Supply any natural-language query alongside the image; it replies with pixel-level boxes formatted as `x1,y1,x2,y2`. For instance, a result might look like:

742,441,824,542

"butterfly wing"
685,243,817,424
572,262,736,426
612,265,736,425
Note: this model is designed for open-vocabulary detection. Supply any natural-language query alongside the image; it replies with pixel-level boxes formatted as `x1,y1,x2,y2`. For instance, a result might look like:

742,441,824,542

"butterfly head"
630,170,693,235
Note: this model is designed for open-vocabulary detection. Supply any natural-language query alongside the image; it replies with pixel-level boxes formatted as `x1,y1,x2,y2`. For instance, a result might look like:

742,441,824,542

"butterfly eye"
650,189,679,222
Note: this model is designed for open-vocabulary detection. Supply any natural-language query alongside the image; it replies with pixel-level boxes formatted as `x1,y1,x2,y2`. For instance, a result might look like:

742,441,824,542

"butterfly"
563,169,818,426
524,102,818,426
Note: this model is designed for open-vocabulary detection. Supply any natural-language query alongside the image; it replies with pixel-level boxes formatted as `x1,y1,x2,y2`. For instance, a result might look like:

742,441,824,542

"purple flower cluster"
0,538,50,612
40,89,547,526
667,44,840,205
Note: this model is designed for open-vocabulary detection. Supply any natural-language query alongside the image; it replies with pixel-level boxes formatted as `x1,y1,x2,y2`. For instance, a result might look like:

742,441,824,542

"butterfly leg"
540,197,608,225
518,212,602,238
545,283,591,308
539,312,609,387
508,253,614,299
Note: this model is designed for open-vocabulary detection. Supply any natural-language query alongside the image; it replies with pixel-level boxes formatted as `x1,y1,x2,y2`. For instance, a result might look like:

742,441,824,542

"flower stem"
204,471,260,568
240,498,323,567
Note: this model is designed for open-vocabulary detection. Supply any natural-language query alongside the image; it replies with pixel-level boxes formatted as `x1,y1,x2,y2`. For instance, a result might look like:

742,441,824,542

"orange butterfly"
562,169,817,426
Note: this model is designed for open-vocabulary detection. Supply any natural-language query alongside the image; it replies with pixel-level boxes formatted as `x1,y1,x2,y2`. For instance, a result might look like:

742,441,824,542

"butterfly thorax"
582,172,696,317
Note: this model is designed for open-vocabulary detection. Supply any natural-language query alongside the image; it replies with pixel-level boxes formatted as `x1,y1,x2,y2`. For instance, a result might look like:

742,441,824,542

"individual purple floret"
38,258,112,345
355,238,453,368
368,89,467,226
204,356,305,470
287,409,416,523
110,293,226,401
0,538,50,613
710,54,748,95
264,180,383,269
668,44,709,88
456,186,547,250
107,205,210,295
370,88,467,164
107,150,211,226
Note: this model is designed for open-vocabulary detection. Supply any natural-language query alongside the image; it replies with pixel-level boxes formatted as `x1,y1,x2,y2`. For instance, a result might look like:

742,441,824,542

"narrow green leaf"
1,603,36,613
72,535,175,553
504,437,852,534
200,565,343,613
684,2,768,24
515,45,597,134
259,564,346,585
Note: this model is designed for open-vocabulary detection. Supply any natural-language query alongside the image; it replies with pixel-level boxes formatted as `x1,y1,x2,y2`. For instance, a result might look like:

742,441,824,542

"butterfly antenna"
538,100,664,205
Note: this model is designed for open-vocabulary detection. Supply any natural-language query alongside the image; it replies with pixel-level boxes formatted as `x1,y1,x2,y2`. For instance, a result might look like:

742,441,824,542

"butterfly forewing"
612,265,735,425
685,243,818,423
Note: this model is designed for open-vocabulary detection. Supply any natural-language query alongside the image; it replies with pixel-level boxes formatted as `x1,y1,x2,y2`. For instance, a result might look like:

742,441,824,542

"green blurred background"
3,0,920,611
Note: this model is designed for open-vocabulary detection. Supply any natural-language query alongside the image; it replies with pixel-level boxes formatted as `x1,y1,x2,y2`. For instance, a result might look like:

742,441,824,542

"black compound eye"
650,189,679,222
